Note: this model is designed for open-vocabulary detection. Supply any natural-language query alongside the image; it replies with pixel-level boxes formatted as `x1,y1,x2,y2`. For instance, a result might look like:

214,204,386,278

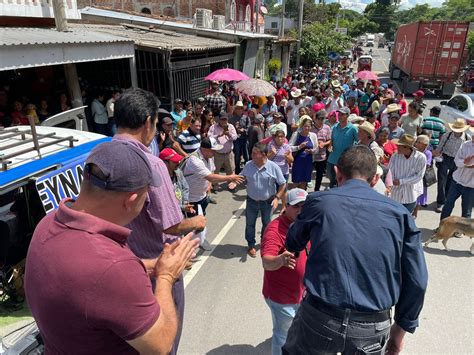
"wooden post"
52,0,83,110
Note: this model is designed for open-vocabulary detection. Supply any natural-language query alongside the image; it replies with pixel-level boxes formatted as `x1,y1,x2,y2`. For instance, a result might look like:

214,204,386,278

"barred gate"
171,58,234,104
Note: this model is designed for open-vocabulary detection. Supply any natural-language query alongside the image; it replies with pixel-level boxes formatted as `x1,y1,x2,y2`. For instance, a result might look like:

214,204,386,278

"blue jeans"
283,297,391,354
234,138,249,174
245,197,273,247
440,180,473,220
402,201,417,214
265,298,299,355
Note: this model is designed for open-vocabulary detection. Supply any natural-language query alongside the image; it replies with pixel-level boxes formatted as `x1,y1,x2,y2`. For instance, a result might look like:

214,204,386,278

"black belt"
305,293,390,323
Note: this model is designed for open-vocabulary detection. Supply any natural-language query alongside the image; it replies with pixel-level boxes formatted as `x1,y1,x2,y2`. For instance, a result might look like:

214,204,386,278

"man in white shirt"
286,90,305,127
388,134,426,213
183,137,243,214
440,128,474,220
106,90,121,136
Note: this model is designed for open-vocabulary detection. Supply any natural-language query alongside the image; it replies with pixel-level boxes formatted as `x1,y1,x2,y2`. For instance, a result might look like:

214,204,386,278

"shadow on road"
423,245,473,258
206,337,271,355
211,243,252,262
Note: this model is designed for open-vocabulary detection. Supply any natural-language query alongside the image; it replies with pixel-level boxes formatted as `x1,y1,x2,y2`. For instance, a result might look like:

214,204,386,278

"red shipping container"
390,21,469,96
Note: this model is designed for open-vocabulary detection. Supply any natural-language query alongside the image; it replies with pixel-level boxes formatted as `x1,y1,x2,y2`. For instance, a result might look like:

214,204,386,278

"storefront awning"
0,27,135,71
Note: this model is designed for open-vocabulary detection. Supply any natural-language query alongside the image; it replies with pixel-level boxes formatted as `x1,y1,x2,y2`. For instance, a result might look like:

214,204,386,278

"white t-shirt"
183,150,215,202
325,96,344,113
286,100,305,125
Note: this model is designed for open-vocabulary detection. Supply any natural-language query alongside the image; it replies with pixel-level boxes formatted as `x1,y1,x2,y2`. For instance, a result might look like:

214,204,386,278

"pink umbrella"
355,70,378,81
205,69,250,82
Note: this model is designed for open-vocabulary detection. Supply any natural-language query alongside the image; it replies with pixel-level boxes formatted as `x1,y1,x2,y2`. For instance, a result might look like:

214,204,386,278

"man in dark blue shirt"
283,145,428,355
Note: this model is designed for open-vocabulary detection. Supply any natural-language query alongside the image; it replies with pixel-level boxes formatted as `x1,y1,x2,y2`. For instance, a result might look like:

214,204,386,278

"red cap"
159,148,184,164
413,90,425,97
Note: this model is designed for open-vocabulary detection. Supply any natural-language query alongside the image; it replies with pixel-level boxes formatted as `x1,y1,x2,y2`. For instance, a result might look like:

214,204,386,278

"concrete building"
264,15,296,35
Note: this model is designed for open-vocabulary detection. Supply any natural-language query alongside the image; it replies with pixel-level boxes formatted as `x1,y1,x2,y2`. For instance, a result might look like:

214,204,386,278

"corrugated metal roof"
0,26,134,47
81,6,277,40
76,24,238,52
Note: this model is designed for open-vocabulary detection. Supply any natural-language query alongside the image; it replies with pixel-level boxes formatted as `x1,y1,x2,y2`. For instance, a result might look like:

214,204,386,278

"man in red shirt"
25,141,198,354
275,81,289,106
261,188,308,355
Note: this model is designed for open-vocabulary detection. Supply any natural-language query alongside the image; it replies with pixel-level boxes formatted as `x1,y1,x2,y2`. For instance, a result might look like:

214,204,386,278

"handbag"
423,165,437,187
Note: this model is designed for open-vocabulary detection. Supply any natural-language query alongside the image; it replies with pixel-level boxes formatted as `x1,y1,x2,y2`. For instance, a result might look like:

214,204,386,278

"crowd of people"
21,63,474,355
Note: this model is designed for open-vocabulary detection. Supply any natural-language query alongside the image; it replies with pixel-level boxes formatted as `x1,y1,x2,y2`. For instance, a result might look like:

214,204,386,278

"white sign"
335,28,348,36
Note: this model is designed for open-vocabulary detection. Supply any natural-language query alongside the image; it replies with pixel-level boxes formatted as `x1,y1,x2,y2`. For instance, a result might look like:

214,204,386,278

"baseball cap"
381,83,388,89
174,98,183,104
235,101,244,107
413,90,425,97
201,137,223,151
159,148,184,164
389,112,400,120
337,107,350,115
85,141,161,192
161,117,173,125
219,112,229,120
287,188,308,206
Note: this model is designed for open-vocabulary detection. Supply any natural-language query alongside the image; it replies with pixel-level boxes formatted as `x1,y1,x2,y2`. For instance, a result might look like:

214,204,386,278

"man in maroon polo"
25,141,199,354
261,188,309,355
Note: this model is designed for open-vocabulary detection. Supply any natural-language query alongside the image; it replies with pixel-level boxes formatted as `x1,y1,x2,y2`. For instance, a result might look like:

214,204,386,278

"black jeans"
436,154,457,205
234,138,249,174
313,160,327,191
188,196,209,216
283,297,391,355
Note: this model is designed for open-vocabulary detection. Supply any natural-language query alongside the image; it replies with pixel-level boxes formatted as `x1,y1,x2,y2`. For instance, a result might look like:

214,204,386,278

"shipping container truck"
389,21,469,98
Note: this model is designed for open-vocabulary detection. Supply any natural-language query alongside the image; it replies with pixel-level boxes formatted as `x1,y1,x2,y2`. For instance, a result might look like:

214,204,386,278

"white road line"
184,200,247,288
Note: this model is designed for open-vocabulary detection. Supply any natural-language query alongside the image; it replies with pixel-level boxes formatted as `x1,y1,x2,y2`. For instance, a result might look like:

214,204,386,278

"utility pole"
295,0,304,68
52,0,83,111
279,0,286,38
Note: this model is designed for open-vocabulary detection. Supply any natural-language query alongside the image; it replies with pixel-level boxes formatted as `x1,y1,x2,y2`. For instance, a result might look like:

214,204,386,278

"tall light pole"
295,0,304,68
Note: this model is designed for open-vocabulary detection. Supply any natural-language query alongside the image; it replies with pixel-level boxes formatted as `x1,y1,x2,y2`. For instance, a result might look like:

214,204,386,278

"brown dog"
425,216,474,255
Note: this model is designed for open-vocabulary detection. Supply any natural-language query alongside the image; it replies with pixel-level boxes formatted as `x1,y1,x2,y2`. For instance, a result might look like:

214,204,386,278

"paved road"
179,46,473,354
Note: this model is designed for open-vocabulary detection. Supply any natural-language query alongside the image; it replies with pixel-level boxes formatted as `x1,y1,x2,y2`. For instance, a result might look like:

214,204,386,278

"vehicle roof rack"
0,118,76,171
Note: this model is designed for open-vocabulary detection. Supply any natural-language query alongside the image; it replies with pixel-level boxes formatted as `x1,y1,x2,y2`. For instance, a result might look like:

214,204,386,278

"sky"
324,0,445,13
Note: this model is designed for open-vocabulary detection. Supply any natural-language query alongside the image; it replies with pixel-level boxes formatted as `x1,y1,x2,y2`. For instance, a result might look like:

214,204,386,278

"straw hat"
331,79,341,88
358,121,375,139
291,89,302,98
348,114,365,124
386,103,401,114
393,134,415,147
448,118,470,133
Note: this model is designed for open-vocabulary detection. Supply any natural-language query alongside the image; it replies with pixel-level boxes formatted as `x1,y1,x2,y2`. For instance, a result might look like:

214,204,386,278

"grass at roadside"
0,303,33,330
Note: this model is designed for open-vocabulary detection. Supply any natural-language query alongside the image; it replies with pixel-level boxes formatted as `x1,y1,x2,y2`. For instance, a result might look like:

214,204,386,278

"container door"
434,23,468,82
411,22,444,79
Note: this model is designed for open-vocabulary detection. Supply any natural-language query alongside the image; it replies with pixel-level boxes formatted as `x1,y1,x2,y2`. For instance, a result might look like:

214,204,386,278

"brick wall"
77,0,229,18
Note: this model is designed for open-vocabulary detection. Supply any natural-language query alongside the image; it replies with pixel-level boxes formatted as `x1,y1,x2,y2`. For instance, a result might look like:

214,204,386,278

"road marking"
184,200,247,288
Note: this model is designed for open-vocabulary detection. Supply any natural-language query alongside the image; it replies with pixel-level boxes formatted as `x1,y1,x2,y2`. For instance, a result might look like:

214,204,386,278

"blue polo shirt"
327,122,358,165
241,159,286,201
285,179,428,334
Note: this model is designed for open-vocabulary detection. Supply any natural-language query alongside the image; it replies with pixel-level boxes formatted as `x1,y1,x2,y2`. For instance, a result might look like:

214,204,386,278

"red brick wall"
77,0,229,18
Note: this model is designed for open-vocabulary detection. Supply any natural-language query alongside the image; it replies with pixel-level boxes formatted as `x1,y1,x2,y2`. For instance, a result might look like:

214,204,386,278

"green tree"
298,22,352,65
364,0,398,39
468,31,474,59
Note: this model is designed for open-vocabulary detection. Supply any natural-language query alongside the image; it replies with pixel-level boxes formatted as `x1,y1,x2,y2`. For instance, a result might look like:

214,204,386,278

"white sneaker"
199,239,212,251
